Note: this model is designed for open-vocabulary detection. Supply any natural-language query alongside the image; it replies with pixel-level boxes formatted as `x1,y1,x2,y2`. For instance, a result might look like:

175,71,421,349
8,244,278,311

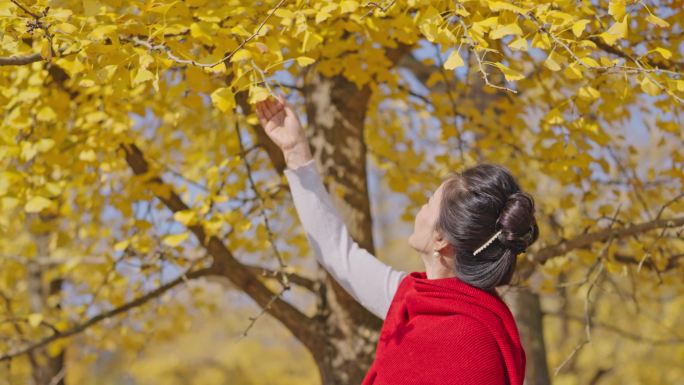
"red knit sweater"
361,272,526,385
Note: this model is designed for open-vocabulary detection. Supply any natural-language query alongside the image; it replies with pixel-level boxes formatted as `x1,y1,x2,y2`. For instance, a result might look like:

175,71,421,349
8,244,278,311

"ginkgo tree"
1,0,683,384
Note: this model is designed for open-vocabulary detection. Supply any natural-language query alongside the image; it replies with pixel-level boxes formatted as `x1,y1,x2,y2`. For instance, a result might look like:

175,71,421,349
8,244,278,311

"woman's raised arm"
256,94,407,319
284,158,408,319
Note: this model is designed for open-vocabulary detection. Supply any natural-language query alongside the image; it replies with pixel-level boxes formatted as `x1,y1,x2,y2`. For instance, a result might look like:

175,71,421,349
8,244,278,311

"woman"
255,94,538,385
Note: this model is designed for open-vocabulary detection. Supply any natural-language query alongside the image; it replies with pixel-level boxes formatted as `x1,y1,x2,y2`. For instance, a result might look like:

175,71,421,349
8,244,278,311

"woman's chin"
407,234,416,251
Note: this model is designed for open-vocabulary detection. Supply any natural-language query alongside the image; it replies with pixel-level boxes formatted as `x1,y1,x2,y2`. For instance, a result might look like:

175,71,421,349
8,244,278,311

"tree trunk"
504,286,551,385
27,215,66,385
302,70,382,384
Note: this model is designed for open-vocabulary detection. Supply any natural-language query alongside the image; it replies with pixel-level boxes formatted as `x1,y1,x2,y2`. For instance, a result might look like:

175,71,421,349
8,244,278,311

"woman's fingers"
266,97,278,116
272,98,283,113
257,100,273,119
275,95,289,110
255,103,265,121
255,94,287,121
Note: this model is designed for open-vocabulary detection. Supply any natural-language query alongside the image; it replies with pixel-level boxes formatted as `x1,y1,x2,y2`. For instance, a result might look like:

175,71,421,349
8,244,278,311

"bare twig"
456,17,518,94
128,0,288,69
360,0,397,20
8,0,54,60
0,53,43,66
432,44,467,164
244,263,318,292
233,119,295,336
554,205,620,375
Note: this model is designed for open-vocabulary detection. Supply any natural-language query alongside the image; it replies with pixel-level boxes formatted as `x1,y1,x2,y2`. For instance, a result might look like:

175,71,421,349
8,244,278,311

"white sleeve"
284,158,408,320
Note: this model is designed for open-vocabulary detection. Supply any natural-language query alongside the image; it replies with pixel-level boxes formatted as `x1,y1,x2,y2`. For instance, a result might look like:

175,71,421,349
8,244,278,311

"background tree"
1,0,683,384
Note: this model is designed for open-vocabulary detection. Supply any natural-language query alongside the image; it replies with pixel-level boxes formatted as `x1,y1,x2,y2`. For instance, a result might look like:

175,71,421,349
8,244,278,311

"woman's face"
408,181,446,254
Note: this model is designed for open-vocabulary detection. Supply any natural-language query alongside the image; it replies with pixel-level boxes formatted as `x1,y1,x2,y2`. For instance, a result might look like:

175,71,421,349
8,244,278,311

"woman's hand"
256,94,306,151
255,94,312,168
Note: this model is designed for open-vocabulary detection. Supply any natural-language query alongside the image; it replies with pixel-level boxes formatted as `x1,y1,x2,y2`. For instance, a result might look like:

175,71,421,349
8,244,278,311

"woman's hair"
435,163,539,291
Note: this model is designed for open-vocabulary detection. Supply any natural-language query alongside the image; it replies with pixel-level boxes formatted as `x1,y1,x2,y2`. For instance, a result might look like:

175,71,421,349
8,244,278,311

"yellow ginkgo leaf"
163,24,189,34
139,52,154,69
28,313,43,328
508,37,528,51
54,22,77,34
211,87,236,111
248,86,270,104
163,232,189,247
599,56,618,66
544,109,564,125
579,56,599,68
190,22,213,41
489,23,523,40
37,106,57,122
316,10,332,23
674,80,684,92
578,86,600,101
444,50,464,70
274,8,295,19
455,7,470,17
229,49,252,63
25,196,53,213
85,111,108,123
114,240,129,251
79,149,96,162
544,51,562,71
488,1,527,14
640,76,660,96
340,0,359,13
231,24,252,37
650,47,672,59
296,56,316,67
148,2,176,14
420,23,439,42
236,219,252,232
563,62,583,80
599,15,628,46
572,20,589,38
89,25,117,40
133,69,154,85
174,210,198,226
645,14,669,28
493,62,525,81
608,0,626,21
531,32,551,50
471,16,498,36
35,138,55,153
302,30,324,52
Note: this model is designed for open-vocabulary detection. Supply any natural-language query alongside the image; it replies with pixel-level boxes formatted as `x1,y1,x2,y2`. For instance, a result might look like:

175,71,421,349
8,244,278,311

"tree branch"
589,36,683,73
0,267,213,362
118,141,317,348
244,263,318,292
520,215,684,280
125,0,288,69
613,252,684,272
0,53,43,66
543,309,684,346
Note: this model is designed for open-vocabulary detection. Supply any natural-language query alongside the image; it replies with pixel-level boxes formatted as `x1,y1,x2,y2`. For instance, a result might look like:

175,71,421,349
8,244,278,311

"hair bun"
496,191,539,253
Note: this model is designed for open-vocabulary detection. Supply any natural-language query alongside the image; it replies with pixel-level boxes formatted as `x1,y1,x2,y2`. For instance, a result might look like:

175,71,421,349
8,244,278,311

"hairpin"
473,229,502,256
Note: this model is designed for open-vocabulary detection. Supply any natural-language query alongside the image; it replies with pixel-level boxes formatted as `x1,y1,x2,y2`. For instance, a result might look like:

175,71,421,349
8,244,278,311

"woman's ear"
432,229,452,254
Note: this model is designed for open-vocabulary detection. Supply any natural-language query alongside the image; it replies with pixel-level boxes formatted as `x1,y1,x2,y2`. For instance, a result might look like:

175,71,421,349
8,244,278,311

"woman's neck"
420,252,457,279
